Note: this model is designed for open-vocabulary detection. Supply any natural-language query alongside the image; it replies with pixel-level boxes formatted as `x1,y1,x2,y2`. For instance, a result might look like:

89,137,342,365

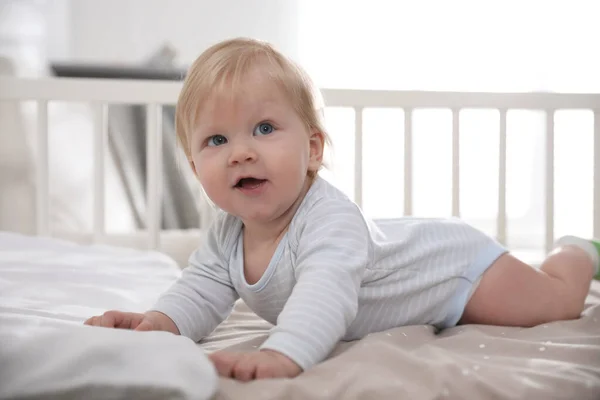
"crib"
1,76,599,400
3,76,600,260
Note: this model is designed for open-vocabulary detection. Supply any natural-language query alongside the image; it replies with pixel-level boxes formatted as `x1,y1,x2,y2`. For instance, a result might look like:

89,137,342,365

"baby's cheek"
196,171,226,204
195,156,218,183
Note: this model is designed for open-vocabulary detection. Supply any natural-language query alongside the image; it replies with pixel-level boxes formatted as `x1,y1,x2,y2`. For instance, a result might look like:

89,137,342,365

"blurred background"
1,0,599,261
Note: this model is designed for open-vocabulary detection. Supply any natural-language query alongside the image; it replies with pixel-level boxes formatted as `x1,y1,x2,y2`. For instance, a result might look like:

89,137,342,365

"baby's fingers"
232,354,261,382
209,352,239,379
83,316,99,326
133,319,153,331
98,311,123,328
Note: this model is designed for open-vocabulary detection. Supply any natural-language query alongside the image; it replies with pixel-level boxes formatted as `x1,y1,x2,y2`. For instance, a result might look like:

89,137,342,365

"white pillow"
0,318,218,400
0,231,218,399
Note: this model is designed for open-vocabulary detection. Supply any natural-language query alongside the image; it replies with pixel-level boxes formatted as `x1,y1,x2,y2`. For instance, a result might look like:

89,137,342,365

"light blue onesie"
151,176,507,370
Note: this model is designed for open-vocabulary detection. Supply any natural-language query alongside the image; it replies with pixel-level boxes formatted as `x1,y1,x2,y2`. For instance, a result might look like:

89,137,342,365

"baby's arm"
84,217,238,339
259,200,371,371
149,216,239,342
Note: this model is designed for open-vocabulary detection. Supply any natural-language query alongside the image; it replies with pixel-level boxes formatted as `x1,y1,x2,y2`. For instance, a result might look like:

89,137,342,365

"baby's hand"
84,310,179,334
209,349,302,381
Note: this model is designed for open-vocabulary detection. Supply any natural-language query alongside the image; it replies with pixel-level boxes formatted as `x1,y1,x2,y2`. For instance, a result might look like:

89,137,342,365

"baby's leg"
460,236,598,327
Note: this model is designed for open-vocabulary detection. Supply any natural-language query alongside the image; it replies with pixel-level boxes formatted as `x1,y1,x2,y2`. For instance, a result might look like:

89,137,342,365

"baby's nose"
228,142,257,165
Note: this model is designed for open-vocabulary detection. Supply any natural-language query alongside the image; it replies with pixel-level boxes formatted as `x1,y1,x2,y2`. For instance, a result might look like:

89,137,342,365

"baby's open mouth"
234,177,267,189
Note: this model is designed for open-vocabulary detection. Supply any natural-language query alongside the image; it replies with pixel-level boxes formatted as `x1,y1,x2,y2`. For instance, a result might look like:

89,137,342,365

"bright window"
297,0,599,260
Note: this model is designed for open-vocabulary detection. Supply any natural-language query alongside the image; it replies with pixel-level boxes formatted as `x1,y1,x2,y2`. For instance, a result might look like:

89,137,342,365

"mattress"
1,232,599,399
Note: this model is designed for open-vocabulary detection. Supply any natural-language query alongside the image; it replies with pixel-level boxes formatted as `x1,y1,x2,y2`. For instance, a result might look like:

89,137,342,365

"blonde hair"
175,37,330,175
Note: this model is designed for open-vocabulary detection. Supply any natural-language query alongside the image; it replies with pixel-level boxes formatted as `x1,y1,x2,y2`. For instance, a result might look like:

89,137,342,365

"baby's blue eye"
254,122,274,136
208,135,227,147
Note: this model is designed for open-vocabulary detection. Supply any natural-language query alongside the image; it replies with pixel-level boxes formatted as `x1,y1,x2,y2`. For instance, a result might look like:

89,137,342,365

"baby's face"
188,72,321,224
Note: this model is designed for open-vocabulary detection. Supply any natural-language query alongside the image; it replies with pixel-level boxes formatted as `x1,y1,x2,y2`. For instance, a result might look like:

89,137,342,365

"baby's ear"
309,130,325,166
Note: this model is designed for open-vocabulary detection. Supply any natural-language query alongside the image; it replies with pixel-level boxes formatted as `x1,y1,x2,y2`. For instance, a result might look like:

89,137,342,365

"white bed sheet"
0,232,218,400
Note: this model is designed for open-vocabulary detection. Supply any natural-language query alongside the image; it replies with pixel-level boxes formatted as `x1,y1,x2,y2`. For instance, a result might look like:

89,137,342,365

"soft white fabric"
0,232,218,400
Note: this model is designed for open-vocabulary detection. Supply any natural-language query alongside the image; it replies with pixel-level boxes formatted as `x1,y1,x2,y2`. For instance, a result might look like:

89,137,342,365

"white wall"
0,0,299,75
0,0,49,77
52,0,299,65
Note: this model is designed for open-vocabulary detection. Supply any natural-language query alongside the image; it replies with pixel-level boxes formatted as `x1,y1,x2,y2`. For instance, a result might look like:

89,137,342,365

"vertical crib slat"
354,107,363,208
594,110,600,238
452,109,460,217
93,103,108,242
36,100,49,236
545,110,555,254
497,110,508,245
404,109,413,216
146,103,162,250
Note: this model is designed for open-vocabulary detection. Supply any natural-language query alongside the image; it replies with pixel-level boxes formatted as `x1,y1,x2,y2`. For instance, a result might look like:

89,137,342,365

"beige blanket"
201,281,600,400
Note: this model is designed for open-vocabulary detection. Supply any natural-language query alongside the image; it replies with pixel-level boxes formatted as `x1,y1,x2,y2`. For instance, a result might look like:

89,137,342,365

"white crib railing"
2,76,600,256
1,77,180,250
323,89,600,255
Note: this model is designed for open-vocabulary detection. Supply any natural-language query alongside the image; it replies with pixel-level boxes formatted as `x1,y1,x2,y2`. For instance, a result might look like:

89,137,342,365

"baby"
85,37,599,381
